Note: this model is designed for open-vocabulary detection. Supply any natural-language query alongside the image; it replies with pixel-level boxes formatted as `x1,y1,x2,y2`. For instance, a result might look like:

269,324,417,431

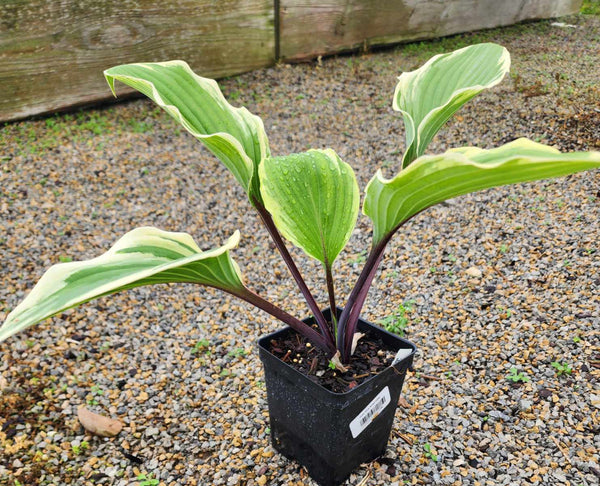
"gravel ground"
1,13,599,486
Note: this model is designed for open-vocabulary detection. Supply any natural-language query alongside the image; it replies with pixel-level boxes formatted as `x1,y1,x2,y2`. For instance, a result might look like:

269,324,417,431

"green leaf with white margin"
104,61,270,204
364,138,600,245
395,43,510,168
259,149,359,266
0,228,244,342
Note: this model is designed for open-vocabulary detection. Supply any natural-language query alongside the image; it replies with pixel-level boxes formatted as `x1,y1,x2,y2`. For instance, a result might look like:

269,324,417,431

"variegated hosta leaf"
365,138,600,244
394,43,510,168
104,61,270,203
0,228,243,342
259,149,359,266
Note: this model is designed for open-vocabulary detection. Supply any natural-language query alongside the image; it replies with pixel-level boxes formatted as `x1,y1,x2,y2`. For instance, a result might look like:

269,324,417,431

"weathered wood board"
0,0,583,121
0,0,274,122
279,0,583,61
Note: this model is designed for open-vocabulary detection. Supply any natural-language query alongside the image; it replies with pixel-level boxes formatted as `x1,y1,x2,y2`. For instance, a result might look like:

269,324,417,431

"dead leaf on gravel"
466,266,483,278
78,406,123,437
398,396,411,408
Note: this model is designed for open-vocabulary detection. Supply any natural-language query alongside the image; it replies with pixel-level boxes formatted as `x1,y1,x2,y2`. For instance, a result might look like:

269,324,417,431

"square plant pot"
258,308,416,486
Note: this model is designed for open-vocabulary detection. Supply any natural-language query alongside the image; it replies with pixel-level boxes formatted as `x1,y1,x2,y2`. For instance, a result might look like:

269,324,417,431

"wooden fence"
0,0,582,122
0,0,274,122
279,0,584,60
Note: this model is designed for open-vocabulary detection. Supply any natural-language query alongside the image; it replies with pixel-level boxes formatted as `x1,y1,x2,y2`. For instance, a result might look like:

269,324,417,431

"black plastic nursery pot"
258,309,416,486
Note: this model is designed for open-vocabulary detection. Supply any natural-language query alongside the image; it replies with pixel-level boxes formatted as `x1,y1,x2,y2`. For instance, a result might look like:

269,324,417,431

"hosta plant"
1,43,599,367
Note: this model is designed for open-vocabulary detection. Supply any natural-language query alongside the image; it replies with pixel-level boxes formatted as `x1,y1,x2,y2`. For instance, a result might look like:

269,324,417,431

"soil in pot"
267,327,399,393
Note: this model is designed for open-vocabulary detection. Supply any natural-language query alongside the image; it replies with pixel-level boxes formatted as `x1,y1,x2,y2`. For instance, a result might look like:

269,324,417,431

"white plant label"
392,347,413,366
349,386,391,438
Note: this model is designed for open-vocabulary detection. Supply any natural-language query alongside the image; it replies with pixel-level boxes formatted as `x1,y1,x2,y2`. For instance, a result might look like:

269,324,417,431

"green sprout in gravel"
228,347,248,358
71,441,89,456
136,473,159,486
378,301,414,337
551,361,573,376
191,338,211,355
423,442,438,462
1,43,599,368
506,366,530,383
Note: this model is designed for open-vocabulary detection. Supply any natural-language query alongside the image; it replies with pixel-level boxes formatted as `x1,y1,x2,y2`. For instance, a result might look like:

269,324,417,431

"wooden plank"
0,0,274,122
279,0,583,61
